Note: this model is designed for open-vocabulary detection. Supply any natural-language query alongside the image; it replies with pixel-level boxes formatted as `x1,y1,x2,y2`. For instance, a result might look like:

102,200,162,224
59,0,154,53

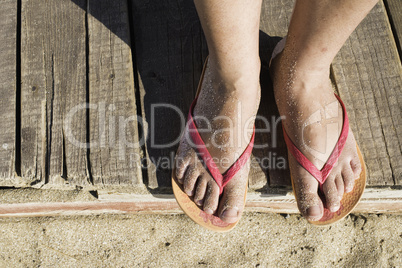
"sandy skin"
175,0,378,224
174,58,260,223
270,41,362,221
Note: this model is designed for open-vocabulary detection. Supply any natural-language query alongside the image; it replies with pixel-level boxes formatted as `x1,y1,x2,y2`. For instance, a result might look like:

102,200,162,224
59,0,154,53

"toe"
342,165,356,193
175,164,186,184
193,175,207,206
323,177,340,212
203,181,220,215
294,175,324,221
350,158,362,180
335,175,344,199
218,177,247,223
183,165,199,196
174,155,189,184
297,191,324,221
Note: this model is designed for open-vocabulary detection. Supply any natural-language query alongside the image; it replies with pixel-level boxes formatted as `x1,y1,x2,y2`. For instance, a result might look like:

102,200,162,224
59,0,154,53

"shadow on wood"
68,0,293,191
129,0,208,190
254,32,291,189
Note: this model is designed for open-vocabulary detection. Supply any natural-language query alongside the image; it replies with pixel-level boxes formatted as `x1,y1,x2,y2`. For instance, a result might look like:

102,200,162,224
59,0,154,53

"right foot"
174,57,260,223
270,40,362,221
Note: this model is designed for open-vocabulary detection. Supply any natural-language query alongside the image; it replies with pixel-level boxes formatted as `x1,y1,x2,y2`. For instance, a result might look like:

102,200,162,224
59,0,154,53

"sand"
0,213,400,267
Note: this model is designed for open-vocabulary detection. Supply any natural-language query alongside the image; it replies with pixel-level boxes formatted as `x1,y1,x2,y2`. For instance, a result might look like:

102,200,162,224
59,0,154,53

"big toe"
298,192,324,221
218,177,247,223
294,174,324,221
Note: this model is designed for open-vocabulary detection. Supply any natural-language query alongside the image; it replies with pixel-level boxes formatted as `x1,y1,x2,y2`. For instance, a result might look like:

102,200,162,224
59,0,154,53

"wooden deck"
0,0,401,217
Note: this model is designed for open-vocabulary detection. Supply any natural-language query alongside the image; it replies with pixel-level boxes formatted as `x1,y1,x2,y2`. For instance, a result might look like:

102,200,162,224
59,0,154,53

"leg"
174,0,262,223
271,0,378,220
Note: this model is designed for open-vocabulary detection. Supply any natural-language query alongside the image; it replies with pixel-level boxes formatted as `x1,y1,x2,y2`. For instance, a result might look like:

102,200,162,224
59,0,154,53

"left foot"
270,40,362,221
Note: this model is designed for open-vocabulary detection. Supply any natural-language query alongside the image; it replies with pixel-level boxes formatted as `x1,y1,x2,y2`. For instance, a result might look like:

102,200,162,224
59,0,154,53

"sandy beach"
0,213,400,267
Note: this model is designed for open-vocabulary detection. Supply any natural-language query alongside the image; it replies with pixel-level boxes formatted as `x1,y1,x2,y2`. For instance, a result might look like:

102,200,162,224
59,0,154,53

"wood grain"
332,2,402,185
130,0,287,191
130,0,208,189
0,0,17,185
21,0,88,187
87,0,142,186
0,188,401,218
1,0,399,194
384,0,402,52
259,0,295,188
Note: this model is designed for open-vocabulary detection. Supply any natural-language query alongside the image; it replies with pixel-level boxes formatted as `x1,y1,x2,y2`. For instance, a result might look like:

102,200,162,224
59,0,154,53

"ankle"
283,44,330,72
272,50,331,95
207,55,261,90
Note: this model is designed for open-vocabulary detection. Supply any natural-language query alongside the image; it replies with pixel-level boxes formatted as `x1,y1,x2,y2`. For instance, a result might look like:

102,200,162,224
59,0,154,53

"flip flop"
172,58,255,232
270,38,367,225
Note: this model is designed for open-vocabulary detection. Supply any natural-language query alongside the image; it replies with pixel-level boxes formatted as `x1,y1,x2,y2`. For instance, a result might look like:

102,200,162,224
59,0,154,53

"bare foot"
174,57,260,223
270,41,362,221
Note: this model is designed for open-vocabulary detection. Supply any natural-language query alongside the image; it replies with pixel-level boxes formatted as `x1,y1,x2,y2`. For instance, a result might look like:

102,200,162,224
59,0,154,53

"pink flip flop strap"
282,94,349,186
187,97,255,194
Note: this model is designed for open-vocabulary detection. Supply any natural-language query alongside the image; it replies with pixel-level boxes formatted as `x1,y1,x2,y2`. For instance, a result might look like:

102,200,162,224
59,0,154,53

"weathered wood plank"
0,0,17,185
332,2,402,185
0,188,401,217
253,62,291,188
384,0,402,52
88,0,142,186
130,0,208,189
131,0,278,191
259,0,294,187
21,0,88,187
249,55,291,189
260,0,293,38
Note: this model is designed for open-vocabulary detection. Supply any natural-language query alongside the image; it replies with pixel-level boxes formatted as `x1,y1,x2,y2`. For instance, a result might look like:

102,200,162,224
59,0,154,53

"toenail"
306,206,321,217
186,190,194,196
196,199,203,206
204,208,213,215
330,205,340,212
221,207,239,219
345,185,353,193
